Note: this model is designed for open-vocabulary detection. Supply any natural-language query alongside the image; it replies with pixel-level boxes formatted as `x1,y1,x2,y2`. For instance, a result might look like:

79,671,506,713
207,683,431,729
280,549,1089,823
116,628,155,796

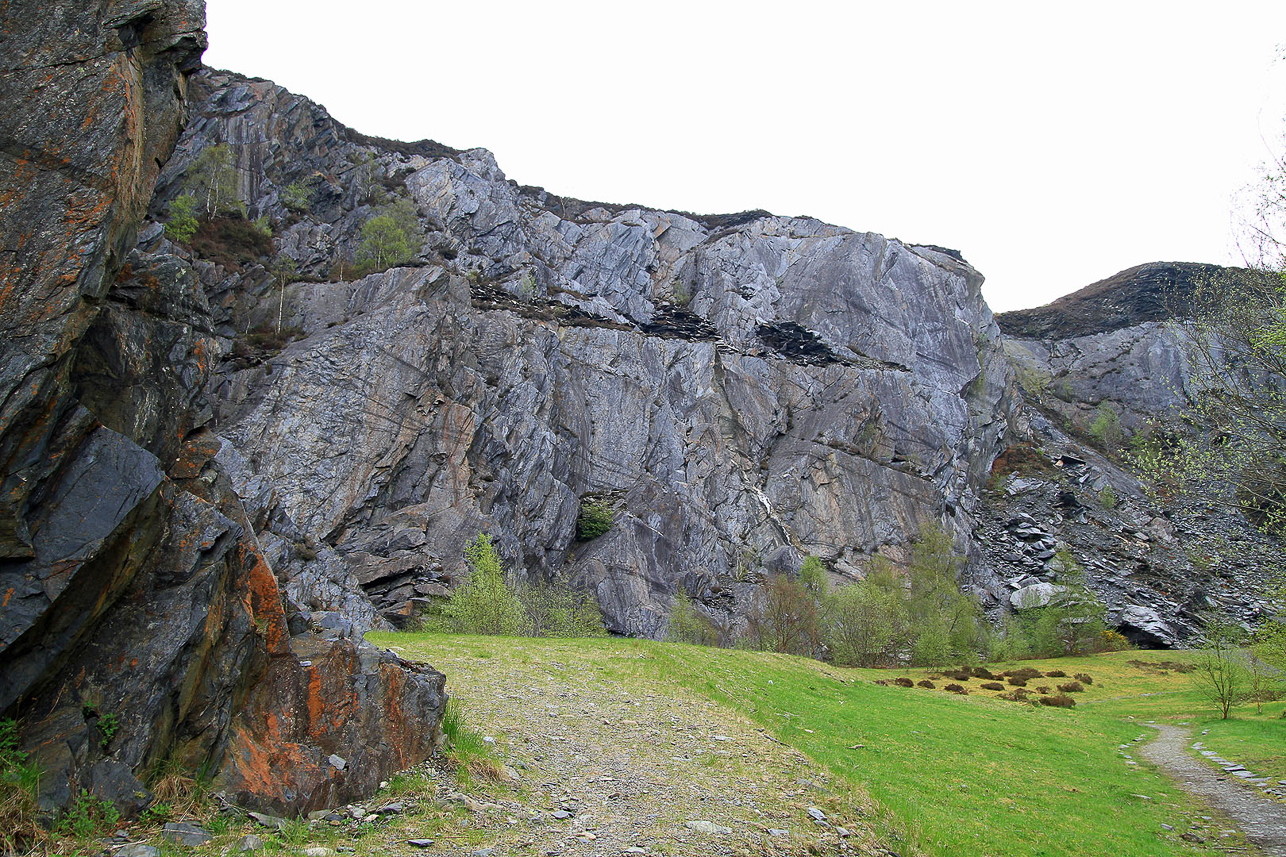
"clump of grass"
917,680,935,689
1045,669,1067,678
1057,681,1084,693
146,757,208,820
944,684,967,694
1074,673,1094,685
1039,694,1076,708
894,677,915,688
0,720,46,855
1004,668,1043,681
440,700,503,786
971,667,999,681
1007,677,1028,687
980,682,1005,691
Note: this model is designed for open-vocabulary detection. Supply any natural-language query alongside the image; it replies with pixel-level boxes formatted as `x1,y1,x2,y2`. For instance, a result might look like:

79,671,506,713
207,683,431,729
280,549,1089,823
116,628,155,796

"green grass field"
372,632,1285,857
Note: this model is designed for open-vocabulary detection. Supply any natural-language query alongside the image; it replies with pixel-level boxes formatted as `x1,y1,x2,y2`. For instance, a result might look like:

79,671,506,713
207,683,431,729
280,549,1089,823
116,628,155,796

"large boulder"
0,1,445,818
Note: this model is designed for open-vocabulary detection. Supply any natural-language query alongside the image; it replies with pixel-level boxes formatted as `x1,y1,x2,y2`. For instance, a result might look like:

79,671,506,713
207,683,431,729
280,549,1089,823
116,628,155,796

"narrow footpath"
1139,724,1286,856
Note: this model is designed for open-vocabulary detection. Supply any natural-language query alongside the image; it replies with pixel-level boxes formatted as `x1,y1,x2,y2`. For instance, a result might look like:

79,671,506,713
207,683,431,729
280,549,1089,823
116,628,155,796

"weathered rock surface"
973,264,1282,644
151,70,1014,639
0,2,444,819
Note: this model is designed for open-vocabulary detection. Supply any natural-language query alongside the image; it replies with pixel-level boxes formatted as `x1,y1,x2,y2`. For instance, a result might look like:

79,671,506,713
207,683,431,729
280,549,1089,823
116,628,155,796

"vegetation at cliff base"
431,533,605,638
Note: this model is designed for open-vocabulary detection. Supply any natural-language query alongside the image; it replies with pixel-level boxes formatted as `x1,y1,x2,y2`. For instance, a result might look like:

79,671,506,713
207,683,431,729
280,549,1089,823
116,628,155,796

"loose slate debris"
640,304,721,341
756,321,838,366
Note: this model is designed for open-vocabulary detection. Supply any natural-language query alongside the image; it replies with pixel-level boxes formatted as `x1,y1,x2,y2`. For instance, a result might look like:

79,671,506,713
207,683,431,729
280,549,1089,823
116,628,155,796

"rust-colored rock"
0,1,445,820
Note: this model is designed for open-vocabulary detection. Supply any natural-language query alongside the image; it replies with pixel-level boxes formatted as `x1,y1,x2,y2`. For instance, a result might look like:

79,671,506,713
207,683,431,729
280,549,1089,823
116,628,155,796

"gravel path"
1139,724,1286,856
397,644,899,857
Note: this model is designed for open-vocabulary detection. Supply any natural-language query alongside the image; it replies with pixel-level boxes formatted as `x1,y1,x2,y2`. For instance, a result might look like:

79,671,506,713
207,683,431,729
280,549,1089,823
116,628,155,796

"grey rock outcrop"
151,71,1014,638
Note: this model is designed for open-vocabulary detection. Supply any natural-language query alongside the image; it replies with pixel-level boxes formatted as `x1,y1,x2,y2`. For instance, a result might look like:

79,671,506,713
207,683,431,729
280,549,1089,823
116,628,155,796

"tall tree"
185,143,241,218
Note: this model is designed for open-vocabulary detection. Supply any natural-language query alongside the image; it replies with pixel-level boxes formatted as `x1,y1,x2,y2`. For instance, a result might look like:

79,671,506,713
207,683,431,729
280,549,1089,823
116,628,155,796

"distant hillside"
995,261,1269,340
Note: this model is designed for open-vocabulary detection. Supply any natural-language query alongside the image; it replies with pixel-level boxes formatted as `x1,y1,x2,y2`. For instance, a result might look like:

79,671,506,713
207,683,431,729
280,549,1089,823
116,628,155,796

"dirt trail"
396,645,897,857
1139,724,1286,856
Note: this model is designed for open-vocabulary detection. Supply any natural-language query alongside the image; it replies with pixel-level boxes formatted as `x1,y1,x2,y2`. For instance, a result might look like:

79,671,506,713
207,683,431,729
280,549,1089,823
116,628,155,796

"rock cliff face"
975,263,1280,646
137,70,1278,655
148,69,1015,640
0,3,444,818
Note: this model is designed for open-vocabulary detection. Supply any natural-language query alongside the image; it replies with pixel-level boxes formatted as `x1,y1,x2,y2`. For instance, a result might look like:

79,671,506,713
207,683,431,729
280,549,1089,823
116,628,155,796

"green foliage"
575,498,614,541
252,213,273,237
747,572,823,656
185,142,242,218
667,590,724,647
58,788,119,840
518,272,539,302
1193,613,1249,719
904,524,988,666
439,699,502,787
799,555,827,594
98,712,119,748
281,180,313,212
1098,484,1118,509
355,199,421,273
164,193,198,242
1002,554,1116,659
828,558,910,667
1088,402,1122,451
517,582,606,638
441,534,527,636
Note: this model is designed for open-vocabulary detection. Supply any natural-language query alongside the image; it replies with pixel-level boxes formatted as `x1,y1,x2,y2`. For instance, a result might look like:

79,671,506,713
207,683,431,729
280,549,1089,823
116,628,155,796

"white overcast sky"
203,2,1286,312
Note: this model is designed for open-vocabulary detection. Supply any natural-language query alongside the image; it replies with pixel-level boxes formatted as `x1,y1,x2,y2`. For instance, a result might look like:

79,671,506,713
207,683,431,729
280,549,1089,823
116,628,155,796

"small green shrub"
518,582,605,638
576,499,614,541
441,533,526,636
59,789,119,839
281,180,313,213
1098,485,1118,509
1088,402,1122,451
164,193,198,242
668,591,723,647
98,712,120,748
